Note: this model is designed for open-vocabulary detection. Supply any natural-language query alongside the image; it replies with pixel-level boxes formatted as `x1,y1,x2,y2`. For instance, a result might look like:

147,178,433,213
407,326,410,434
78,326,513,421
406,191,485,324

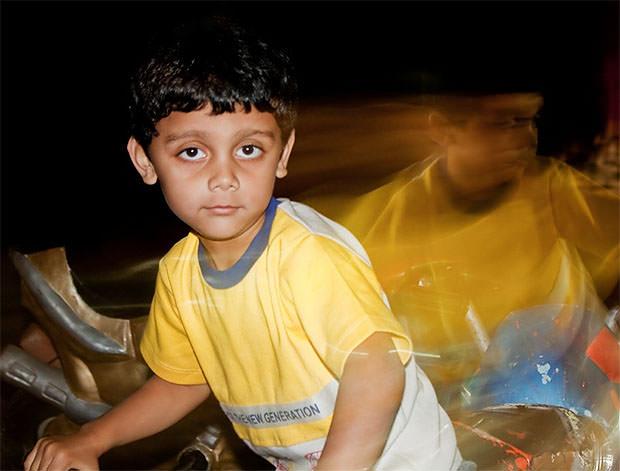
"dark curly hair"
129,17,298,149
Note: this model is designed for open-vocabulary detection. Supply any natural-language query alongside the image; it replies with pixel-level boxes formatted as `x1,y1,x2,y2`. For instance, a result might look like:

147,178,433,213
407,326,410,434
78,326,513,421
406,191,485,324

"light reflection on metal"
174,425,224,471
10,250,128,356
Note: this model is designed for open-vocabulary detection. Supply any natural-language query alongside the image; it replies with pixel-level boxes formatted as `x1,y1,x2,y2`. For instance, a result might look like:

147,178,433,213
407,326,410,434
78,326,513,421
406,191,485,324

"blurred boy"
305,92,619,395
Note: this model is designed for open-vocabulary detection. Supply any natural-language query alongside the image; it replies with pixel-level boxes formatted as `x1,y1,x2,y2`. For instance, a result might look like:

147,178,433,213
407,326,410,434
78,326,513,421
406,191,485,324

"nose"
208,157,239,192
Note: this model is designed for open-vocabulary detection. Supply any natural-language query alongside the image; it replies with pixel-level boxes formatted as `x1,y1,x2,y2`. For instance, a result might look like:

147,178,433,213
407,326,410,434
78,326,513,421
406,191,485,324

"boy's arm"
316,332,405,471
24,375,211,471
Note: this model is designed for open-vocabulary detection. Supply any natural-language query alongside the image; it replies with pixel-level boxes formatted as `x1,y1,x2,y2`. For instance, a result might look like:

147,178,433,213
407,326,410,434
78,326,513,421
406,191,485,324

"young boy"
24,18,461,471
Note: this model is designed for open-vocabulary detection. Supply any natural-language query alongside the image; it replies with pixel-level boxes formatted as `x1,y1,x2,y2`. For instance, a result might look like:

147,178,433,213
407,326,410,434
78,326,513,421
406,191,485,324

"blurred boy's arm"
24,375,211,471
316,332,405,471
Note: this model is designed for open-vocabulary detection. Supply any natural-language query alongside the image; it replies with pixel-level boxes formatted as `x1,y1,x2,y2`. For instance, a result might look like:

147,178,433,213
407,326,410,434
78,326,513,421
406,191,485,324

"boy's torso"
140,199,446,469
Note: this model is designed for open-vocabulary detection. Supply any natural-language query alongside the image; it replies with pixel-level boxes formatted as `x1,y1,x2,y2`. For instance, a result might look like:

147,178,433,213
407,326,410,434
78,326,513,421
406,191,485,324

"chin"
199,223,254,242
197,230,240,242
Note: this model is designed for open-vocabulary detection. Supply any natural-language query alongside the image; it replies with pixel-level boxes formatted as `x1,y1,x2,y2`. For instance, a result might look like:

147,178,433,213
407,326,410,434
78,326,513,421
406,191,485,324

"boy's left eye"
235,145,263,159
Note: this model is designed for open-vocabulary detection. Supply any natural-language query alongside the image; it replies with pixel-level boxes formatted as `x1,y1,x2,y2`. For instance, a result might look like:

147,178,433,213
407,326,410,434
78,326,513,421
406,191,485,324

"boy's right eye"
178,147,206,161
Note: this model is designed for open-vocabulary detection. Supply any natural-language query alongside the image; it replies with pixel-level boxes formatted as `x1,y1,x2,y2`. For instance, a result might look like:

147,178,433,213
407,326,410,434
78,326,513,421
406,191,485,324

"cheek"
452,137,506,172
249,177,276,201
242,163,278,190
159,180,197,216
463,131,529,159
453,136,492,163
498,128,537,150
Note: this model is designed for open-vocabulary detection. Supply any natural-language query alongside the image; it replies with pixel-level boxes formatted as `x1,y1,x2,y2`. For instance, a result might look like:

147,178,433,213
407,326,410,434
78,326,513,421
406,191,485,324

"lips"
206,205,240,215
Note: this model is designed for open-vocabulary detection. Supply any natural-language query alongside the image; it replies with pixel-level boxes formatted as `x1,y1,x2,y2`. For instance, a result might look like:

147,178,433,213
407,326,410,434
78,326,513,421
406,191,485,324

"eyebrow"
165,130,204,143
238,129,276,141
164,129,276,143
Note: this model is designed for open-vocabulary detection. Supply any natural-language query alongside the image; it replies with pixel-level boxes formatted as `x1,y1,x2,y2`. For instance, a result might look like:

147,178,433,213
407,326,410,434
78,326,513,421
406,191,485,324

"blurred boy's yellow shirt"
305,156,619,384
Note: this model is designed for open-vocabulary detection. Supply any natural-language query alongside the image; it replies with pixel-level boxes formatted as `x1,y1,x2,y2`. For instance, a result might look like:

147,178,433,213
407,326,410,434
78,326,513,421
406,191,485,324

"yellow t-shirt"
141,198,461,470
305,157,620,384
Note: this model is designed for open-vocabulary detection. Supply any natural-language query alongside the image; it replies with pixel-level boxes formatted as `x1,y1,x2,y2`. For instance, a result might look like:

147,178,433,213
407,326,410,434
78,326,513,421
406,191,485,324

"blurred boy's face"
444,93,542,190
129,105,293,246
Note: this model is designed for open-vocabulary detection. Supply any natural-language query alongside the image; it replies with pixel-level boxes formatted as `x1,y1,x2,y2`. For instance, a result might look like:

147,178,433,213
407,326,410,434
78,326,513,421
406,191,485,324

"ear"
127,137,158,185
276,129,295,179
427,111,454,147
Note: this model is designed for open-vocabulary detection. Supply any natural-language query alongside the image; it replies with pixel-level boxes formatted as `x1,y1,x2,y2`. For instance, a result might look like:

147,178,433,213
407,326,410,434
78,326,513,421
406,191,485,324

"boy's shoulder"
274,198,372,267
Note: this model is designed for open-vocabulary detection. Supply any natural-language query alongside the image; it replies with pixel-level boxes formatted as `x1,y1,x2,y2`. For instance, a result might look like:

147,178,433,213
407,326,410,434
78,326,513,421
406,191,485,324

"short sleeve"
550,162,620,299
140,262,206,385
281,236,412,377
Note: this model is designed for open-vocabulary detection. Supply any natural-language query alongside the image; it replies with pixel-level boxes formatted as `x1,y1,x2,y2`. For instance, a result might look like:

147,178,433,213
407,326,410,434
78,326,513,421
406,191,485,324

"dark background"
2,0,618,254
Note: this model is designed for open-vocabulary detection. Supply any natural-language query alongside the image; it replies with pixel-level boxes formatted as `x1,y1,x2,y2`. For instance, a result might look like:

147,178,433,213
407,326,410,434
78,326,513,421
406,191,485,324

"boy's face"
447,93,542,181
128,105,294,244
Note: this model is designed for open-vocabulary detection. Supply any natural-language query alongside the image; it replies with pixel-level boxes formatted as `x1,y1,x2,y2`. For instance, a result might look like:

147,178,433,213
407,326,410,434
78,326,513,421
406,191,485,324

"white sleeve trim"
276,198,372,267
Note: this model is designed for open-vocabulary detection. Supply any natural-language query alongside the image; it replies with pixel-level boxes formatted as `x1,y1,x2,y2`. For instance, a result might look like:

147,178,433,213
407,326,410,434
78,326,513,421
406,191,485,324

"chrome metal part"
0,345,111,424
